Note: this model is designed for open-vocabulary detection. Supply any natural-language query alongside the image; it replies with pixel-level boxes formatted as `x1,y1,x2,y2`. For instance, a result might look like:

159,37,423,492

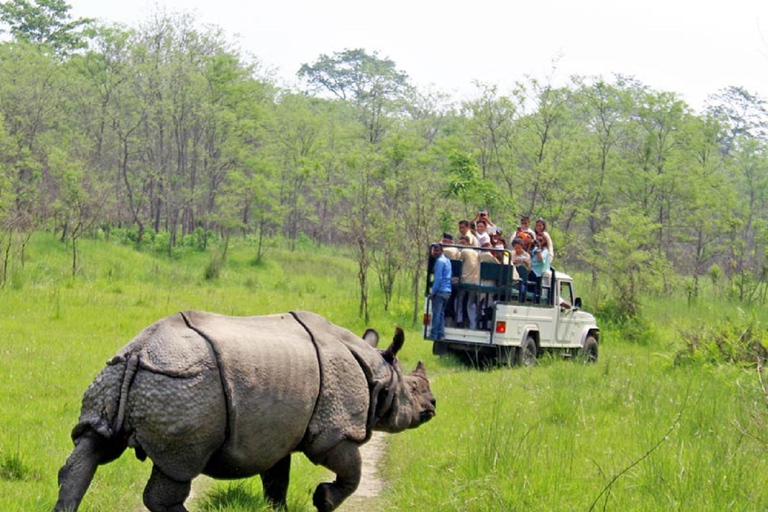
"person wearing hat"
429,243,452,342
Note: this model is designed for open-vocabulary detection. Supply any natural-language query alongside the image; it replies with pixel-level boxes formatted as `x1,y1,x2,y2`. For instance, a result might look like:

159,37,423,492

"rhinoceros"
52,310,436,512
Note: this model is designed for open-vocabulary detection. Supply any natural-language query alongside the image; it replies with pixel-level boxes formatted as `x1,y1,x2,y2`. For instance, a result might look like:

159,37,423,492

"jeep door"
555,280,580,346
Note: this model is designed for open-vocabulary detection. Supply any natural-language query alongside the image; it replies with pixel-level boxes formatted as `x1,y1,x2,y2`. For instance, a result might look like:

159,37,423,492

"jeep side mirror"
574,297,582,310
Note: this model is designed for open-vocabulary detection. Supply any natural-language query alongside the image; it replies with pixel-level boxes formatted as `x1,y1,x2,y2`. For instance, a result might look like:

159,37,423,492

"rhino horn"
382,327,405,364
362,328,379,347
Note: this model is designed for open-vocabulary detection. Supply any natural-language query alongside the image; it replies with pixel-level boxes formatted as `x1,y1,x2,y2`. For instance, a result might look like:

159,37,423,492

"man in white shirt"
456,235,480,329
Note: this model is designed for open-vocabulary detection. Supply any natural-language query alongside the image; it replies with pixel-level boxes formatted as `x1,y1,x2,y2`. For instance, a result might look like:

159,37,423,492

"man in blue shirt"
430,244,452,341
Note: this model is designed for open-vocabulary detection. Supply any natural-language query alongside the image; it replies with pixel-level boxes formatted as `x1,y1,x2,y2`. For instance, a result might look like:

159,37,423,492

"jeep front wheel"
579,335,598,363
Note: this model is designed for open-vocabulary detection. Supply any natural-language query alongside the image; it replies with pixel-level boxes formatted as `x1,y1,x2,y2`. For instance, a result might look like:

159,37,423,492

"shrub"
675,310,768,366
595,299,654,344
182,227,217,251
205,253,225,281
153,231,172,254
0,450,35,481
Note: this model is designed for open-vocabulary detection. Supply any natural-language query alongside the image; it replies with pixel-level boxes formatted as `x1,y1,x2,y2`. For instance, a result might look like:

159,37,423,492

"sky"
67,0,768,112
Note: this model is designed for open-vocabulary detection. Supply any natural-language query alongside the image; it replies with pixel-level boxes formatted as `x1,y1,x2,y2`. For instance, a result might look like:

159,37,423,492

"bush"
182,227,217,251
205,252,225,281
675,310,768,366
595,299,654,344
153,231,172,254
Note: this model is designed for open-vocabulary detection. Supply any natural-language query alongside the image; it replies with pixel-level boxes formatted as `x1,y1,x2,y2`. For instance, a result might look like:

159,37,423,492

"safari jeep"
423,243,600,365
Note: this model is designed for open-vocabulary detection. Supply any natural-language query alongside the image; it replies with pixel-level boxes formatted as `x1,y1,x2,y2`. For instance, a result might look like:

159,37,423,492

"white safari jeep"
424,243,599,365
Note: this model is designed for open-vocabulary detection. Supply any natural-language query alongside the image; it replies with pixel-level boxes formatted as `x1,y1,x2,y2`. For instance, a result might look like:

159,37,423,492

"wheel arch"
521,327,540,351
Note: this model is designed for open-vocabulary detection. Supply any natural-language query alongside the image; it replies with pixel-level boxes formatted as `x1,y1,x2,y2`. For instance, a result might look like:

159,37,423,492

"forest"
1,0,768,322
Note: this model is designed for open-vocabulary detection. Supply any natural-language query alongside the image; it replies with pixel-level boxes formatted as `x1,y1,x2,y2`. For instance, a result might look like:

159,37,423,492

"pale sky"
68,0,768,112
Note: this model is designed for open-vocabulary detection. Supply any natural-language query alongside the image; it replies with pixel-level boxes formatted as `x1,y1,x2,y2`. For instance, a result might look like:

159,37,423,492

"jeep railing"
425,243,556,307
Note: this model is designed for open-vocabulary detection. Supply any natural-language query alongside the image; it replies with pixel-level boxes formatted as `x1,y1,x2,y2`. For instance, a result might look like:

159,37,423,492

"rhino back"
182,311,321,477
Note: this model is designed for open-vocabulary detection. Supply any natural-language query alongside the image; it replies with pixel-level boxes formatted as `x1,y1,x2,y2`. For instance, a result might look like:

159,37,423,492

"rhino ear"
362,328,379,347
413,360,427,376
383,327,405,363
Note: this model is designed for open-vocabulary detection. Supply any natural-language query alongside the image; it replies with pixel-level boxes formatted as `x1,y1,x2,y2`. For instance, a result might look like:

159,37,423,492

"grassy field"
1,234,767,511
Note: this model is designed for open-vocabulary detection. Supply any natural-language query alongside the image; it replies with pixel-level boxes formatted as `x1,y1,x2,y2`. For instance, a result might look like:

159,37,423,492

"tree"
271,93,323,247
0,0,91,54
299,48,412,144
705,86,768,154
49,148,109,277
461,82,520,198
0,42,62,275
336,148,383,323
594,208,662,318
570,76,635,283
445,151,498,218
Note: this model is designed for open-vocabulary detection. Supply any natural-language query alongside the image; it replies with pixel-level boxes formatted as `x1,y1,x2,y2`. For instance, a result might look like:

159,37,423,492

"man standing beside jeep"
429,244,452,342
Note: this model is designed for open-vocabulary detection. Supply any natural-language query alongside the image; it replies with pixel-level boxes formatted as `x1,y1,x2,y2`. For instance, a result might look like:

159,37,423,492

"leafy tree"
706,86,768,154
671,114,731,299
299,48,411,144
336,147,383,323
570,77,636,282
0,42,61,274
445,151,498,218
593,208,662,318
462,82,518,185
270,93,324,247
49,148,109,277
726,138,768,301
0,0,91,54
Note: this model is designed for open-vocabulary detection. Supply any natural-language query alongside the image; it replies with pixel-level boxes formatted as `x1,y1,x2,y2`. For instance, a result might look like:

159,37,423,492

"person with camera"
471,210,500,236
528,233,551,304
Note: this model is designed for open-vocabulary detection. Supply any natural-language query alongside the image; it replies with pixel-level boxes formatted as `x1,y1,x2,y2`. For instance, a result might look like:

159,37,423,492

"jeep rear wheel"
516,335,537,367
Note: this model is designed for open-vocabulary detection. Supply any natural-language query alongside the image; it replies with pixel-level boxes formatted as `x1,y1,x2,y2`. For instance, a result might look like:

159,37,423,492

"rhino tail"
113,353,139,435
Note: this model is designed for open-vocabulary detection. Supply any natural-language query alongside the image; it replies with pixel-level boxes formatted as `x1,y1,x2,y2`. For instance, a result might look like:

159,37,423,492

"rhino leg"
311,441,362,512
261,454,291,510
142,464,191,512
53,430,126,512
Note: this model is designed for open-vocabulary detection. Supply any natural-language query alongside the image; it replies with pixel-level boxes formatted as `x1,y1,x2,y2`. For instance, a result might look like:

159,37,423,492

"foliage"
594,299,655,345
0,3,768,317
675,309,768,366
0,0,92,54
592,208,661,318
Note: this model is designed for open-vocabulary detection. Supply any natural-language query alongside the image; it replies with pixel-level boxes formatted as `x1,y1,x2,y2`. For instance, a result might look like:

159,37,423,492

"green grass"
381,353,768,511
1,233,767,511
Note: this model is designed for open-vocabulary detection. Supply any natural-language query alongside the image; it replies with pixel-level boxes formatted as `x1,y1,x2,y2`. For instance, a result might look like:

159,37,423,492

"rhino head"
363,327,436,433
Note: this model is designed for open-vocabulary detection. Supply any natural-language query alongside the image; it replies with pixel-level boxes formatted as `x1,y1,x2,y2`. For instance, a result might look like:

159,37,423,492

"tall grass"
381,353,768,511
0,234,404,512
1,234,767,511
